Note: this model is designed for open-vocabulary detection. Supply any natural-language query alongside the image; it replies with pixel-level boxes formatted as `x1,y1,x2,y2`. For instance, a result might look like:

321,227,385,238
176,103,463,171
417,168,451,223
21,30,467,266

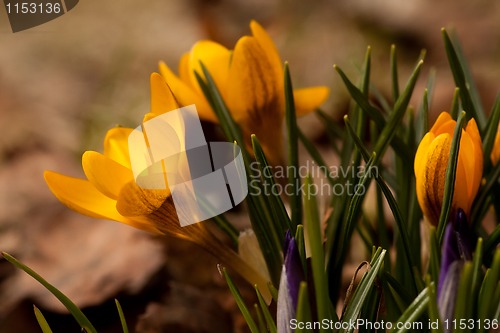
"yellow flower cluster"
44,21,330,299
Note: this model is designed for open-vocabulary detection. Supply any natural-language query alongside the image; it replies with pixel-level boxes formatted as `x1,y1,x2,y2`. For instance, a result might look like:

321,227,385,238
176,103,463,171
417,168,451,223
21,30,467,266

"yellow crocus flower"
159,20,329,164
414,112,483,225
44,73,270,298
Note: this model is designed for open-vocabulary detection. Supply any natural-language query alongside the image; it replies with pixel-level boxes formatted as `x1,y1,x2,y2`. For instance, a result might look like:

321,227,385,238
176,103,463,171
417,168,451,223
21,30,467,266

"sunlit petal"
104,127,134,169
293,86,330,116
150,72,179,117
226,36,281,122
82,151,133,200
159,61,216,122
188,40,230,96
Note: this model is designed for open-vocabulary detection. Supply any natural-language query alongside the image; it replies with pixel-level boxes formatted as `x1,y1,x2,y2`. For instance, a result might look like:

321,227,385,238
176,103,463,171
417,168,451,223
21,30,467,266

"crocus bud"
414,112,482,225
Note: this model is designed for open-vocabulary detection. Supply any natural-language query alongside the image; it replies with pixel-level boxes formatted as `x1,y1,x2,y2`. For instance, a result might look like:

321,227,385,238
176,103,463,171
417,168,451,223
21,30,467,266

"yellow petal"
82,151,133,200
250,20,283,88
149,72,179,117
188,40,231,95
226,36,281,122
414,132,435,178
464,118,483,201
104,127,133,169
416,133,451,225
293,86,330,116
159,61,217,122
458,131,477,197
431,112,453,134
454,151,472,214
179,53,192,87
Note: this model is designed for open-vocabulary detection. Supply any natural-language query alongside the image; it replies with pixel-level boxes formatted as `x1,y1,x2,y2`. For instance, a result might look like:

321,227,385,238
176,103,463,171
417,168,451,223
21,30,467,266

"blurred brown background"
0,0,499,332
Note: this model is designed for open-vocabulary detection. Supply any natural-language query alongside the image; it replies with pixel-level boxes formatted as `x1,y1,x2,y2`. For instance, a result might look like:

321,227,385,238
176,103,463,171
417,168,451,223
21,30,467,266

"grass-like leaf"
285,62,301,231
442,28,486,128
297,128,336,185
372,59,423,161
481,92,500,165
2,252,97,333
304,175,336,328
390,287,429,333
221,267,260,333
425,277,443,333
341,248,386,333
294,225,307,278
34,306,54,333
255,286,277,333
478,250,500,322
428,227,441,284
453,262,474,327
390,44,400,101
115,299,129,333
450,87,460,120
252,134,292,242
484,224,500,258
295,282,313,333
437,111,466,243
471,160,500,227
344,115,420,292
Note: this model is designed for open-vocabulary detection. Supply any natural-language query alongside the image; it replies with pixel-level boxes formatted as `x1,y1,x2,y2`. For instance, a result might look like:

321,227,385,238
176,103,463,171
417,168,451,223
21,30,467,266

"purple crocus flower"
277,230,305,333
437,209,474,330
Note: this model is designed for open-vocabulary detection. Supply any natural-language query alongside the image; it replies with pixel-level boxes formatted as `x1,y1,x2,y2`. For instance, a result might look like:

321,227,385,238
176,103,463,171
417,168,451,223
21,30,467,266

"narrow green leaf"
34,306,54,333
255,287,277,333
390,44,400,101
252,134,292,239
437,111,467,243
2,252,97,333
450,87,460,120
254,303,267,333
390,287,429,333
428,227,441,284
304,175,335,328
295,224,307,278
315,108,345,151
268,282,279,303
482,92,500,164
471,160,500,228
334,64,385,128
416,69,435,141
196,63,246,155
197,65,286,284
342,248,386,332
295,282,313,333
361,46,372,97
425,277,443,333
210,214,239,248
478,250,500,322
222,267,260,333
383,271,414,309
297,128,336,185
471,238,484,302
484,224,500,257
442,28,486,128
454,262,474,330
115,299,129,333
345,115,420,290
372,59,424,161
450,30,486,125
285,62,301,231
